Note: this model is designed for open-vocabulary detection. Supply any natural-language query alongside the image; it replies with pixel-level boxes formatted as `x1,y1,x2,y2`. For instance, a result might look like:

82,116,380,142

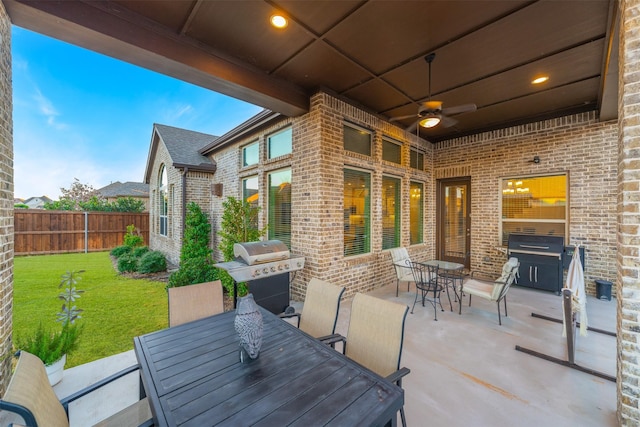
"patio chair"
279,278,345,339
459,257,519,325
0,350,152,427
410,261,445,320
168,280,224,327
390,247,415,297
328,293,410,427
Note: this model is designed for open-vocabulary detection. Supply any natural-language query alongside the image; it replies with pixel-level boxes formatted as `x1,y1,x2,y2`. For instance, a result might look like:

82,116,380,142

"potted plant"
15,270,85,385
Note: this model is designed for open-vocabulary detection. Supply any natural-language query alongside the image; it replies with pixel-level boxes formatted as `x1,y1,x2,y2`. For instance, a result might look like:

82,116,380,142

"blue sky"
12,26,262,199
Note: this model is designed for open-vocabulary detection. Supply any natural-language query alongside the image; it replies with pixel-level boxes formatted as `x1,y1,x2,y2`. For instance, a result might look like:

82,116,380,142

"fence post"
84,211,88,254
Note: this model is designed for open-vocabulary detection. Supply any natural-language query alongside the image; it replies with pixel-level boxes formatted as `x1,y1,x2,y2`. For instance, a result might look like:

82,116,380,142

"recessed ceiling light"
270,14,288,29
532,76,549,84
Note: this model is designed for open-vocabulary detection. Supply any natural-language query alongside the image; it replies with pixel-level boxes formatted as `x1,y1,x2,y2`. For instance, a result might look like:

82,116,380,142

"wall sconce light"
529,156,540,164
212,183,223,197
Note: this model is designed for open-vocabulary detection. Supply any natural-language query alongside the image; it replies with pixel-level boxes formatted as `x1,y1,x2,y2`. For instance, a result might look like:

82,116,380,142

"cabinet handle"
529,266,532,282
535,266,538,282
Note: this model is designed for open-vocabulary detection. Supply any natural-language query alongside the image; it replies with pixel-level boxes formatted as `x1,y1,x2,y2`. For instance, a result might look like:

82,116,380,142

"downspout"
182,167,188,240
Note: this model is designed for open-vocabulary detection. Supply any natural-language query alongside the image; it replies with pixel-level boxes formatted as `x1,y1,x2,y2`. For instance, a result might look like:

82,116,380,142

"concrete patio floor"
3,283,616,426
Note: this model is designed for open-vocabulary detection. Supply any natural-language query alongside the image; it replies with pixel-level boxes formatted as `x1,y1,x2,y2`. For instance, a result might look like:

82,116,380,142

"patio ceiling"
4,0,618,142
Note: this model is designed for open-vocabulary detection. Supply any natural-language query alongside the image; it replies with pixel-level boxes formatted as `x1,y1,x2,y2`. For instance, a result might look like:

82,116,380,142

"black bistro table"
134,308,403,427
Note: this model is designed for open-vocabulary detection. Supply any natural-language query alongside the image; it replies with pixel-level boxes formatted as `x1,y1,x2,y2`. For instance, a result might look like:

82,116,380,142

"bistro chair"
168,280,224,327
410,261,445,320
390,247,415,297
279,278,345,339
459,257,520,325
0,351,152,427
328,293,410,427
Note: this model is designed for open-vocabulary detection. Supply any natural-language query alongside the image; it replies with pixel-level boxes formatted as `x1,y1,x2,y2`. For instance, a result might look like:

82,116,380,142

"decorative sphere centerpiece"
234,293,263,363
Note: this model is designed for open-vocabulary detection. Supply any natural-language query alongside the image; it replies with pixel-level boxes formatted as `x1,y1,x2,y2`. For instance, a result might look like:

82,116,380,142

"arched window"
159,165,168,236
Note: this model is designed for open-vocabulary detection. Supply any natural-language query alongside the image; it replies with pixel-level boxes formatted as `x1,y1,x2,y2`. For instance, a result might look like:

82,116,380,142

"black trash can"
595,279,612,301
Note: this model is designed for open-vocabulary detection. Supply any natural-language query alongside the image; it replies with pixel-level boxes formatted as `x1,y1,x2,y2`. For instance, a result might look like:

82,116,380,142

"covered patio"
41,284,615,426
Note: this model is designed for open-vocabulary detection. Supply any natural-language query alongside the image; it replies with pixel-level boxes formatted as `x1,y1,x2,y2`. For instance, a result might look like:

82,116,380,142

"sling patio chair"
327,293,410,427
168,280,225,327
459,257,520,325
390,247,415,297
0,350,152,427
279,277,345,340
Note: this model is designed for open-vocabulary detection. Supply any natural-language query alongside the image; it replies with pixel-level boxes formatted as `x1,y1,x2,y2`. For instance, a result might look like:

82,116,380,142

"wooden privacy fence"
14,210,149,255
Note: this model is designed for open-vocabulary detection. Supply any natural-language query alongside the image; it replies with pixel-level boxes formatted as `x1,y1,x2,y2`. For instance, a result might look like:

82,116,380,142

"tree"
59,178,101,204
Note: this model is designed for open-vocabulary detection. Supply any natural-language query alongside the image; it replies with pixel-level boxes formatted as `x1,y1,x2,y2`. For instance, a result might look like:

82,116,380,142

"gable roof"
144,124,218,183
97,181,149,198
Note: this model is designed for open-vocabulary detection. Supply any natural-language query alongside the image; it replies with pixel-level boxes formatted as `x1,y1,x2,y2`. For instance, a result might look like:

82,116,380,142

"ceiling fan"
390,52,476,131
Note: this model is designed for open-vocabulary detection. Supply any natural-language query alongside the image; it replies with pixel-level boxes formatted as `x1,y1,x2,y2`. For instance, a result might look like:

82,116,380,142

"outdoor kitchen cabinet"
517,253,563,294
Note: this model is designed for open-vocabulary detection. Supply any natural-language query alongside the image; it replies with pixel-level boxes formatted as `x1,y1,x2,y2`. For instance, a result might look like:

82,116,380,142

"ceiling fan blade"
440,115,459,128
441,103,477,116
389,113,418,122
405,119,420,132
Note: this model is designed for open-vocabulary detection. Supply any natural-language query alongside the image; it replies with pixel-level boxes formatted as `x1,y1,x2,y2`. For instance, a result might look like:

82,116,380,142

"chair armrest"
319,333,346,352
386,367,411,386
469,271,505,283
278,312,301,328
0,400,37,427
60,364,141,411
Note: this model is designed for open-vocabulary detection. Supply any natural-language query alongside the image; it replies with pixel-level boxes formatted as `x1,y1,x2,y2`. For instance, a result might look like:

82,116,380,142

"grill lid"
234,240,290,265
508,234,565,257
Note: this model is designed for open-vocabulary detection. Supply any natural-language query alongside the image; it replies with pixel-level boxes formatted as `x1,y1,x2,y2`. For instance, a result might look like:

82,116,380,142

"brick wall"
209,92,435,300
618,0,640,423
0,1,12,394
148,134,217,266
434,112,618,295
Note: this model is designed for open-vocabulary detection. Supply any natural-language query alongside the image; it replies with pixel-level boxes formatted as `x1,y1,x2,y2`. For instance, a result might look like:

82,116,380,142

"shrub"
123,224,144,248
110,245,132,258
168,257,218,289
133,246,150,258
117,254,138,273
138,251,167,274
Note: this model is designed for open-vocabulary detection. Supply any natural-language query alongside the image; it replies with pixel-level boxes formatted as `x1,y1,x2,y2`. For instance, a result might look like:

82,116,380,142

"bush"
168,257,218,289
124,224,144,248
133,246,150,258
117,254,138,273
138,251,167,274
110,245,132,258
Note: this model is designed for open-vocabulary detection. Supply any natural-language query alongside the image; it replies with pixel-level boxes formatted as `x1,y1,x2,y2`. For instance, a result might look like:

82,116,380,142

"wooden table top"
134,308,403,427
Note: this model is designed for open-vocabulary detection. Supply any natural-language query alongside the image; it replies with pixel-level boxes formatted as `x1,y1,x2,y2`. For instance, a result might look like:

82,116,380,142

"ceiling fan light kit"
390,52,477,132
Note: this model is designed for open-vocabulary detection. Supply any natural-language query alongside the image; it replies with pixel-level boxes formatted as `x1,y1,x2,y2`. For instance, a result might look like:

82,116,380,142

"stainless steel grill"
214,240,305,282
508,234,564,294
214,240,305,314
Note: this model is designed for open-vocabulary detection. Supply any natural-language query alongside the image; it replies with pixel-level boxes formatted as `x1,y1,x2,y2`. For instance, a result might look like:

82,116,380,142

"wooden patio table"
134,308,403,427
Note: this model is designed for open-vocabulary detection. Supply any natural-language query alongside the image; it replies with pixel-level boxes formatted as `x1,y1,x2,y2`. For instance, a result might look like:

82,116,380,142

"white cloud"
32,87,68,130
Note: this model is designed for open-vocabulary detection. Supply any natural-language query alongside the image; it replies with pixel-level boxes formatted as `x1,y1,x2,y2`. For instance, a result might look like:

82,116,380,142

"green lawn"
13,252,168,368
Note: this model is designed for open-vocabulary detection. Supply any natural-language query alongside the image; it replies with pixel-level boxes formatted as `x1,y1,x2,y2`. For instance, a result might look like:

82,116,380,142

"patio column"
0,0,13,395
619,0,640,424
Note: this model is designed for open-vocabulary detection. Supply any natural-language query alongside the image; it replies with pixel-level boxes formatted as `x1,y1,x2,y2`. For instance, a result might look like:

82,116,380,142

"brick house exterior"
144,123,217,265
2,2,640,423
147,93,617,302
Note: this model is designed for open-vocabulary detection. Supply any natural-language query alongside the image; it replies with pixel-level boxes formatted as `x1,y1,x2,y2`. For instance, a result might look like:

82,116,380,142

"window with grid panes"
243,176,259,228
410,181,423,244
242,141,259,167
344,169,371,256
500,174,567,246
268,128,292,159
159,165,168,236
268,168,291,247
343,124,371,156
410,148,424,170
382,138,401,164
382,176,401,249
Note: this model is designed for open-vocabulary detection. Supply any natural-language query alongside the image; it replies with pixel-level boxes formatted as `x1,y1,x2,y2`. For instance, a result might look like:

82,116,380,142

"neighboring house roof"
97,181,149,198
23,196,53,209
144,124,218,183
